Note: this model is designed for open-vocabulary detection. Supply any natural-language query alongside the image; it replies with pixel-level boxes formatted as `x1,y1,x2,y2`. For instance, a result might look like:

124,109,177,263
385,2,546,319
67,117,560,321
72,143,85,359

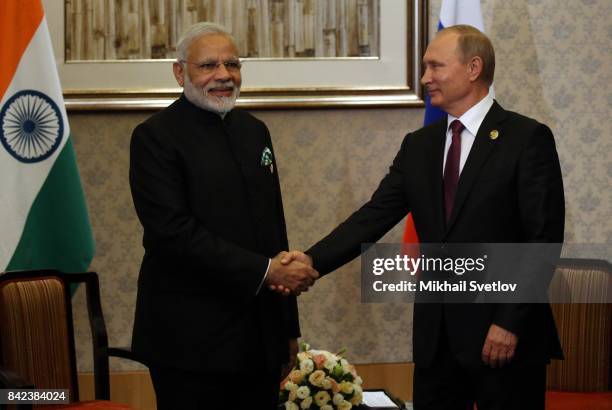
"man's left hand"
481,324,518,368
281,338,299,381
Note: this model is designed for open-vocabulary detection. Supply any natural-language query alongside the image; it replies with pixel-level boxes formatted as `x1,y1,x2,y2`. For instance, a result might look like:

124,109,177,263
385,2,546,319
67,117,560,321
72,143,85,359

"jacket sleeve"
264,125,301,338
282,295,301,338
306,134,413,276
129,122,269,297
492,123,564,335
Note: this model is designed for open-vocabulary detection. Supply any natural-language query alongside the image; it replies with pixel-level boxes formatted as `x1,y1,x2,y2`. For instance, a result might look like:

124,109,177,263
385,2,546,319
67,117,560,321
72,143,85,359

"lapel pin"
261,147,274,173
489,130,499,140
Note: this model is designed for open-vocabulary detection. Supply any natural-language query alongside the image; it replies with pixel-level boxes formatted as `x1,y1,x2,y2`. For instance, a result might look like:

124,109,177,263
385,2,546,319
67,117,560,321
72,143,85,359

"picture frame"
44,0,426,110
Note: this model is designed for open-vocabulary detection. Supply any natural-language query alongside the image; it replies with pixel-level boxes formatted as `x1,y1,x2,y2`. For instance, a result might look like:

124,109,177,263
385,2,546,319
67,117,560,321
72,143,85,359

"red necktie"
443,120,464,223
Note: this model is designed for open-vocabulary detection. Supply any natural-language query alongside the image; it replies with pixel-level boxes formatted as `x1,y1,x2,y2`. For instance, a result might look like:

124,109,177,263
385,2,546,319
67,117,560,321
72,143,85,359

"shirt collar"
447,93,494,136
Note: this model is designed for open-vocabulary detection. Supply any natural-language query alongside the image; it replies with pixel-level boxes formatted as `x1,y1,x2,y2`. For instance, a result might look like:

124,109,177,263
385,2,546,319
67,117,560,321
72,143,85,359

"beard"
183,73,240,115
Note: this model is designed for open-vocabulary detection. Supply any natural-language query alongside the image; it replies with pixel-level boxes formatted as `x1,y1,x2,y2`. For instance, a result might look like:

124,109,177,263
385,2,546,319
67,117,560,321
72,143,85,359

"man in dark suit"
279,25,564,409
129,22,318,409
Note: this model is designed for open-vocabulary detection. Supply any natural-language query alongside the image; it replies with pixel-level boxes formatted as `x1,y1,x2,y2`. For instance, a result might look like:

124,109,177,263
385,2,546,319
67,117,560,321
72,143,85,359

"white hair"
176,22,238,61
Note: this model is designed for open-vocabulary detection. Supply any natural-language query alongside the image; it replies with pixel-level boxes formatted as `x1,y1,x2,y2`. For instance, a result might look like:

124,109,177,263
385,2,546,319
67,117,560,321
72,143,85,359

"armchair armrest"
106,346,148,366
0,367,34,410
93,346,149,400
0,366,34,389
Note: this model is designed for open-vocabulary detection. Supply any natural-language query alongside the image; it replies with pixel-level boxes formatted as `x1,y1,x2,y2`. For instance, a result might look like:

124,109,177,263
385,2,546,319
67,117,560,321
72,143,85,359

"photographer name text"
372,280,517,293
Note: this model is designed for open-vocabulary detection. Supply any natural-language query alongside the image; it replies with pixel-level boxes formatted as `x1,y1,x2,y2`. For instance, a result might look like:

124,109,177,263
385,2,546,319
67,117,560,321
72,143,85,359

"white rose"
350,391,363,406
339,381,354,395
340,358,350,372
321,378,332,390
299,358,314,374
296,386,311,400
297,352,310,362
300,396,313,409
288,389,297,402
289,369,305,384
314,391,331,407
353,384,363,395
354,376,363,385
308,370,326,387
323,356,336,371
285,381,298,391
338,400,353,410
333,393,344,406
285,401,299,410
320,406,333,410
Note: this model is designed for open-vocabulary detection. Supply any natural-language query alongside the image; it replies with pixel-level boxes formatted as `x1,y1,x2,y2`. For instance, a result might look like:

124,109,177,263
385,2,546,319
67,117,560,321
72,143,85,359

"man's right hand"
265,252,318,296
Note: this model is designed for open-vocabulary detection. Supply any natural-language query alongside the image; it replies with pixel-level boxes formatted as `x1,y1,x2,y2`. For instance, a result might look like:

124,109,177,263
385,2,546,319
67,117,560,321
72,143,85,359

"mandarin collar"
178,93,235,126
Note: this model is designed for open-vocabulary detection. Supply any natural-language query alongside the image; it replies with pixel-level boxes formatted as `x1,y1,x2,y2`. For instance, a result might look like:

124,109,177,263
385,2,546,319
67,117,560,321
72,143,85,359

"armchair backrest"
0,275,77,395
0,270,111,402
547,258,611,392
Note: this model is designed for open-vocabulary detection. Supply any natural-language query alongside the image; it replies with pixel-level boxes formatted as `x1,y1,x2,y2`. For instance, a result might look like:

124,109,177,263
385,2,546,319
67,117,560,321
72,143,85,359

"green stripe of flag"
7,137,95,272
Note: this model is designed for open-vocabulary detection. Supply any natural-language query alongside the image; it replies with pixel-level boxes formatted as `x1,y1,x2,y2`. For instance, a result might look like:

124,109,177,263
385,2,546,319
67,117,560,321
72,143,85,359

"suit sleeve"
307,134,413,276
492,123,565,335
129,122,269,297
281,295,300,338
264,126,301,338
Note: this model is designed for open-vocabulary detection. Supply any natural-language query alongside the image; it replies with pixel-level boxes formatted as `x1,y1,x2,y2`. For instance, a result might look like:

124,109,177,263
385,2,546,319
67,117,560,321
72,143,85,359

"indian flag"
0,0,94,272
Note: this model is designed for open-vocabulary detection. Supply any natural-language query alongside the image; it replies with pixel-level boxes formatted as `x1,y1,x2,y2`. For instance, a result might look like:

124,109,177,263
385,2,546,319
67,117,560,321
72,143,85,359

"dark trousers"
149,366,280,410
413,326,547,410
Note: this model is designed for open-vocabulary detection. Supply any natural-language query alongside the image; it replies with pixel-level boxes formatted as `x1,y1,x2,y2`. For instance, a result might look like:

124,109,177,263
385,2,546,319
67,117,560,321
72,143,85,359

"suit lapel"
426,120,448,239
445,101,507,233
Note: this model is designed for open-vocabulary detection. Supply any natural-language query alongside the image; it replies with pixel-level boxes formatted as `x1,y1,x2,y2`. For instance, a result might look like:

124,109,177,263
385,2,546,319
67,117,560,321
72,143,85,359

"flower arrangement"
280,343,363,410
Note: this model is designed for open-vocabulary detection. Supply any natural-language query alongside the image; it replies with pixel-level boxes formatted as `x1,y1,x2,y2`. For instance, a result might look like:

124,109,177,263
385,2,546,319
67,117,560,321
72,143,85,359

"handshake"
265,251,318,296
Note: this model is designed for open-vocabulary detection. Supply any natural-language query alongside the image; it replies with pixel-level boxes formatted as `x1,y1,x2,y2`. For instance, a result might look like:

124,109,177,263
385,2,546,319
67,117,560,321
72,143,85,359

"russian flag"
403,0,486,243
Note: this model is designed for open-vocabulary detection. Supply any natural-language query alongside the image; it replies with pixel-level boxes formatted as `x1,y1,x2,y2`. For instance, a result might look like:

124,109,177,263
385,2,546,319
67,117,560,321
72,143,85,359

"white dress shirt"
443,93,495,174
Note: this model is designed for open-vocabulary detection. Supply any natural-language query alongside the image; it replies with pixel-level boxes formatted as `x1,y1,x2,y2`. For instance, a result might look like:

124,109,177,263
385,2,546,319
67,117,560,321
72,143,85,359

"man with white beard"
129,22,317,409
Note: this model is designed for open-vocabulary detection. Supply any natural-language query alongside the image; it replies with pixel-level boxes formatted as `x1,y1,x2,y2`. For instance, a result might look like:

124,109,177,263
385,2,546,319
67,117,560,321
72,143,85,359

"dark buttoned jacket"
308,101,564,368
130,95,299,373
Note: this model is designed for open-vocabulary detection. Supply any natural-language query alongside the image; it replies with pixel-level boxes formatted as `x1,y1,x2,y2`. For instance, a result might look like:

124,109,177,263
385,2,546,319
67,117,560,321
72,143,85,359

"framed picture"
44,0,426,110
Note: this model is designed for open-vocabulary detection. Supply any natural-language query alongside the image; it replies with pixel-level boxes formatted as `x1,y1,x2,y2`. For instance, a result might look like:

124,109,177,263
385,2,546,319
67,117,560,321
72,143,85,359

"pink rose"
327,377,340,394
313,354,327,370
